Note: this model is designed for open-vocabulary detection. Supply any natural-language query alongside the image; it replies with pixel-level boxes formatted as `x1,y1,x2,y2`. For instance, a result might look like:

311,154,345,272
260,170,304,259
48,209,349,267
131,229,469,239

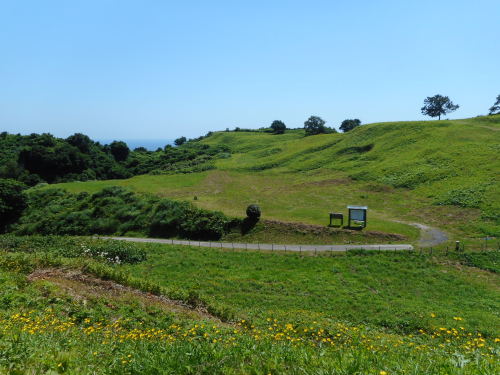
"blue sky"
1,0,499,139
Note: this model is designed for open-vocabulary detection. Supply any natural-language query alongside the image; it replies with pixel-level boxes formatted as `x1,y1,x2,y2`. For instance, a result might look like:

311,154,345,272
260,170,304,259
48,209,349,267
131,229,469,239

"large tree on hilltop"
339,119,361,132
489,94,500,115
304,116,327,135
270,120,287,134
421,94,459,120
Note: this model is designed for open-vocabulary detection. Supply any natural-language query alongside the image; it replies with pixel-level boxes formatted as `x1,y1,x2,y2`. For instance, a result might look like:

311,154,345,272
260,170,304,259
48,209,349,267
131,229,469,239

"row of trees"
265,93,500,136
268,117,362,136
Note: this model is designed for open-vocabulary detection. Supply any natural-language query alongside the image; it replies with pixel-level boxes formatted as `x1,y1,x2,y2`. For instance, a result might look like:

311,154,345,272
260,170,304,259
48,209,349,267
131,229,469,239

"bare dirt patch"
263,219,407,241
28,268,224,322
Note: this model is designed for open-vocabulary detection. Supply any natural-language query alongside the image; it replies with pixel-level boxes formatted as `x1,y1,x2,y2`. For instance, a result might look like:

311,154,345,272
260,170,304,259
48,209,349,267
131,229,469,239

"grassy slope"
0,238,499,374
50,115,500,242
121,243,500,337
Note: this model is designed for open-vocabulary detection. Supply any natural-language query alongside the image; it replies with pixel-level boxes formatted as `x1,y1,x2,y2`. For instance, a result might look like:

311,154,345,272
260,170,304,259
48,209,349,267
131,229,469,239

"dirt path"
405,222,448,247
28,268,225,322
98,236,413,251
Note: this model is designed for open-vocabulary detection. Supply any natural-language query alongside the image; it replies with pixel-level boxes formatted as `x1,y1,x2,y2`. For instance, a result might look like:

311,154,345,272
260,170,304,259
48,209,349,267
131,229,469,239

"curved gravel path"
405,223,448,247
98,236,413,252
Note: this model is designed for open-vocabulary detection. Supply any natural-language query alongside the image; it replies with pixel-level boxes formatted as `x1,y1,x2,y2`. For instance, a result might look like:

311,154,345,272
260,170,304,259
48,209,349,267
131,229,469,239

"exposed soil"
261,219,407,241
28,268,224,322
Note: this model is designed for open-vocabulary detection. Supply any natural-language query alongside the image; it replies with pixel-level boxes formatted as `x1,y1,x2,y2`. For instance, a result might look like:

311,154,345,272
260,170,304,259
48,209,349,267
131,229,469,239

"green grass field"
0,237,500,375
0,237,498,374
120,243,500,336
49,115,500,244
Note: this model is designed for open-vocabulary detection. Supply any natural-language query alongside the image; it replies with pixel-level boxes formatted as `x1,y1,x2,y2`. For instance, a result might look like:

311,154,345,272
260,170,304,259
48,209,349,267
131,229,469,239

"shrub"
246,204,261,220
0,179,27,232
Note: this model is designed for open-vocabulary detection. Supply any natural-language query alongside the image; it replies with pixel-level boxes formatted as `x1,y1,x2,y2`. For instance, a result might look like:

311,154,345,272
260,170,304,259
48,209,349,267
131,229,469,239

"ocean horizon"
96,139,174,151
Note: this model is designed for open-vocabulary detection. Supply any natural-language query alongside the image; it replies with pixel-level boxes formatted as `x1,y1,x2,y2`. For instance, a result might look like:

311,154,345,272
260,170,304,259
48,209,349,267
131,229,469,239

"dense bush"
246,204,261,220
109,141,130,161
0,179,27,232
13,187,234,240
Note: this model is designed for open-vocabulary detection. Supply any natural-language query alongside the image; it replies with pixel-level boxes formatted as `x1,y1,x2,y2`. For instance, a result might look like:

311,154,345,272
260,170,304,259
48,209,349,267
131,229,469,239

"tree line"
0,132,231,187
261,93,500,136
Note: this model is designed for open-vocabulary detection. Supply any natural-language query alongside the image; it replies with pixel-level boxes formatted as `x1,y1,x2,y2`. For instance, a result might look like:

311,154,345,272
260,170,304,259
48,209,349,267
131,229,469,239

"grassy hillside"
0,236,498,374
121,242,500,337
50,115,500,242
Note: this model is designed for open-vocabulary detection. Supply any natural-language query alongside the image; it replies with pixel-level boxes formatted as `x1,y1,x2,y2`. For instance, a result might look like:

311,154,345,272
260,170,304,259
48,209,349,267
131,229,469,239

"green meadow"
0,236,498,374
50,115,500,244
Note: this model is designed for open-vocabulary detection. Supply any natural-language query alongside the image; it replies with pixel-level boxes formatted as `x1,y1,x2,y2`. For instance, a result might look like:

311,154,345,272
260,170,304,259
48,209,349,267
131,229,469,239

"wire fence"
99,236,500,257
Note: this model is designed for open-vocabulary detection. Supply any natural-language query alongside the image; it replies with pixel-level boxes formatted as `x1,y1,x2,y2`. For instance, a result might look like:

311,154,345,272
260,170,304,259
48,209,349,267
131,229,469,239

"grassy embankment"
0,236,498,374
48,115,500,245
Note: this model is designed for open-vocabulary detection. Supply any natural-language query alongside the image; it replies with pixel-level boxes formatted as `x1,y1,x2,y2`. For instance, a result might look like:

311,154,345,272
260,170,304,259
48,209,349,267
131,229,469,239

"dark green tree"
339,119,361,132
421,95,459,120
18,143,87,183
304,116,327,135
174,136,187,146
489,94,500,115
270,120,287,134
0,179,27,232
66,133,92,153
109,141,130,161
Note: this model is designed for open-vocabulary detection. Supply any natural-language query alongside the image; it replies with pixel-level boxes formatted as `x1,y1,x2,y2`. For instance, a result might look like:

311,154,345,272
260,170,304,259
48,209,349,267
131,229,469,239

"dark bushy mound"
0,179,27,232
13,187,233,240
246,204,261,220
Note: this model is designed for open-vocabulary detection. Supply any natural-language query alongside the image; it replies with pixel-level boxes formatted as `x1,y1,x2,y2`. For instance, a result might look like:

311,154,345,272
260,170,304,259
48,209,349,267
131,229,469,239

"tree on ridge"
339,119,361,132
489,94,500,115
270,120,287,134
304,116,327,135
421,94,459,120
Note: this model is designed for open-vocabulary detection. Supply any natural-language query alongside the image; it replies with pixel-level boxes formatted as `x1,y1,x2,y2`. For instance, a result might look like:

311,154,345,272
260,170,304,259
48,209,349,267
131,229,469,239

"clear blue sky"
1,0,498,139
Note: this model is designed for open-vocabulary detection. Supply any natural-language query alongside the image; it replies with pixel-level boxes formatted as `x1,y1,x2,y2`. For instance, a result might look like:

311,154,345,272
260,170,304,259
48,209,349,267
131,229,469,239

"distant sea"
96,139,174,151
